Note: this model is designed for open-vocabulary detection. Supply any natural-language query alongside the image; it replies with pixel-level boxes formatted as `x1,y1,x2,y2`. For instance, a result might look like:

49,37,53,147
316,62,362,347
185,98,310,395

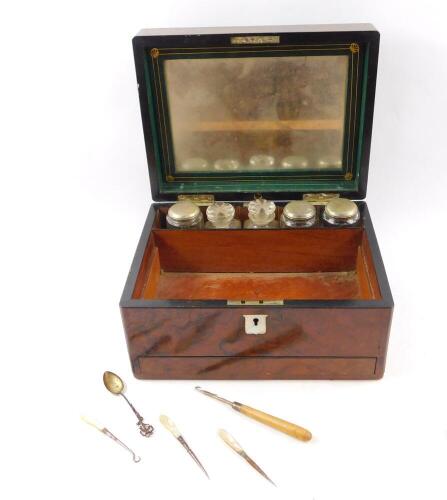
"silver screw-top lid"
206,202,235,228
180,157,209,171
247,197,276,226
323,198,359,224
283,200,316,221
214,158,240,170
167,200,202,227
249,154,275,169
280,156,309,169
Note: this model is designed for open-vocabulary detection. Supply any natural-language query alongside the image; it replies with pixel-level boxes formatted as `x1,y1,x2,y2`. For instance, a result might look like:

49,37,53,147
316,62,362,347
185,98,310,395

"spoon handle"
120,394,154,437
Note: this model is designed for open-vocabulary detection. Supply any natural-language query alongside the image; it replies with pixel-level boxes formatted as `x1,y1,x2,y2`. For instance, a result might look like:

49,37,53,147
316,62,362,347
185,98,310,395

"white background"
1,1,446,499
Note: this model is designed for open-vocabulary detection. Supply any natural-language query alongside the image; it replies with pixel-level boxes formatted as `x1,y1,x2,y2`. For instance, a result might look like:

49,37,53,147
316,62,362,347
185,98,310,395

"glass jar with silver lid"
280,200,316,228
244,197,279,229
323,198,360,225
205,202,241,229
166,200,204,229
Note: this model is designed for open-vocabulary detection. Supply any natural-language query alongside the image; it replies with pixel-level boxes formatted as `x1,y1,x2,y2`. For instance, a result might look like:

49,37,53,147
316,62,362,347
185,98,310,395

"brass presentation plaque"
231,35,280,44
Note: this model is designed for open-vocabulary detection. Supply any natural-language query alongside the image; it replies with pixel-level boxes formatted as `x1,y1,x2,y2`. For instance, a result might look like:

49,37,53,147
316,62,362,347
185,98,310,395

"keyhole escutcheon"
243,315,268,335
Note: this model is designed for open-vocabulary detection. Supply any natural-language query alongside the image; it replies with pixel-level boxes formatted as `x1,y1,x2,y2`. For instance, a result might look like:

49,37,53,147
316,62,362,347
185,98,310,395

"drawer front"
122,307,391,359
136,356,378,380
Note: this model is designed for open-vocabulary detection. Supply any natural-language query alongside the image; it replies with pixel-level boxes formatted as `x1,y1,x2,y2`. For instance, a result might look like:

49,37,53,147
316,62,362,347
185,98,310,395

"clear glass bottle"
166,200,204,229
323,198,360,225
205,202,241,229
244,197,279,229
280,200,316,228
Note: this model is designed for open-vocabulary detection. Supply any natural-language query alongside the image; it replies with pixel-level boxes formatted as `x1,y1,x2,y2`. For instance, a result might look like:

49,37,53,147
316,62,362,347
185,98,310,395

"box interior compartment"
132,207,381,301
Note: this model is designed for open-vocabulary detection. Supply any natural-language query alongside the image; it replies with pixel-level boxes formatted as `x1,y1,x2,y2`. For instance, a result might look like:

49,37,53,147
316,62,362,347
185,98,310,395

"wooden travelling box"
121,24,393,380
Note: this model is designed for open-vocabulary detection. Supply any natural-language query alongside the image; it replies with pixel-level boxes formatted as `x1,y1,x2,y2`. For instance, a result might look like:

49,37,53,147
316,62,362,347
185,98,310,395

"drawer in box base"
121,305,392,380
133,356,381,380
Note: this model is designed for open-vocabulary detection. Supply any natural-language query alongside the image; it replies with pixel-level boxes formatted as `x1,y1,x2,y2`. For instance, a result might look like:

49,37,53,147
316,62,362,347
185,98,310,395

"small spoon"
103,371,154,437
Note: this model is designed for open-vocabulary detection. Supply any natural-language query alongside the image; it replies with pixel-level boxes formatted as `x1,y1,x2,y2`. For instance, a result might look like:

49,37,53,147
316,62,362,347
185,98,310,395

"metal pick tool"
159,415,209,479
81,416,141,463
103,371,154,437
218,429,276,486
196,386,312,442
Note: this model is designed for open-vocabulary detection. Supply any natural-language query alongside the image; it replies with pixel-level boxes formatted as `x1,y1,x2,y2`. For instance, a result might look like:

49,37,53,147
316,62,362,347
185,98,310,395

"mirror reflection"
163,55,349,173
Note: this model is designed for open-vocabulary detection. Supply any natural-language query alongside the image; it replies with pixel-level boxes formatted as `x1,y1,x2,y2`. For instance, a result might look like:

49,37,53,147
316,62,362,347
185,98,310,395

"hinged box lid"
133,24,379,201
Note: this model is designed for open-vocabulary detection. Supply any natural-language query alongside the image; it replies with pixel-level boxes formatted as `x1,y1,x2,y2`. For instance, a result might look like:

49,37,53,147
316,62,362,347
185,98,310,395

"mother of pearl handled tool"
103,371,154,437
196,387,312,442
218,429,275,486
81,416,141,463
159,415,209,479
